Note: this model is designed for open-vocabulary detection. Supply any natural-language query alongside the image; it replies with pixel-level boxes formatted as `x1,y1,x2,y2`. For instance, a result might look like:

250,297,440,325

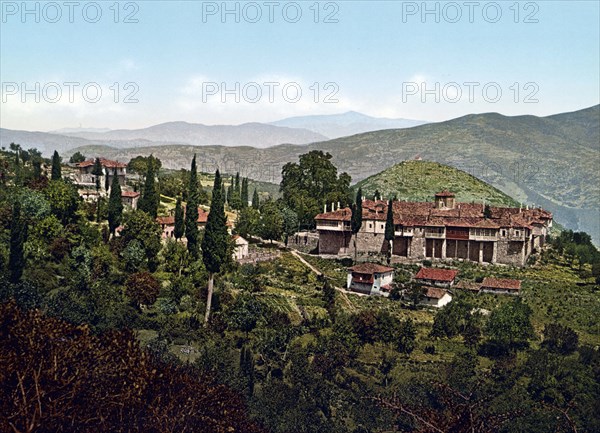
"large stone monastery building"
315,191,552,267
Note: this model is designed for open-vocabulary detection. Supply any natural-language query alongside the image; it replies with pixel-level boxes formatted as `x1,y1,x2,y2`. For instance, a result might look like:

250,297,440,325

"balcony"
316,221,350,231
424,230,445,239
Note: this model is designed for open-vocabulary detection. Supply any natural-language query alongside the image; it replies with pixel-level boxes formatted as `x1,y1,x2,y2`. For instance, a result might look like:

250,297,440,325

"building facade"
316,191,552,267
346,263,394,296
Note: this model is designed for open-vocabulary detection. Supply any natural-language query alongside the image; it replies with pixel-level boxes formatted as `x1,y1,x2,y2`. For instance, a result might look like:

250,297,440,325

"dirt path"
289,250,360,311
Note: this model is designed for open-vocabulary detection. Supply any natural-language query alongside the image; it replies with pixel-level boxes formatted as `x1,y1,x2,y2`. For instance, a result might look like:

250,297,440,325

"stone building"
73,158,127,190
315,191,552,267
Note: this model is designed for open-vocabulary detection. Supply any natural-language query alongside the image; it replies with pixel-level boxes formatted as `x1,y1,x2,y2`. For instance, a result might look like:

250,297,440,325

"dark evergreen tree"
227,178,234,206
185,155,200,259
92,158,103,222
51,150,62,180
374,189,381,200
9,201,27,284
384,198,395,264
138,155,159,218
252,188,260,209
202,169,229,325
351,188,363,262
174,196,185,240
241,177,249,208
484,204,492,219
32,158,41,180
107,168,123,237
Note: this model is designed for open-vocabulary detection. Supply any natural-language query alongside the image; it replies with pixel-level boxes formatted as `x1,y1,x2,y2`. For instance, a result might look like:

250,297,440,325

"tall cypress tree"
138,155,159,218
227,178,234,206
384,198,395,264
51,150,61,180
92,158,103,222
174,196,185,240
9,201,27,284
202,169,229,325
252,188,260,209
185,155,200,258
351,188,363,262
107,168,123,236
107,168,123,237
241,177,249,208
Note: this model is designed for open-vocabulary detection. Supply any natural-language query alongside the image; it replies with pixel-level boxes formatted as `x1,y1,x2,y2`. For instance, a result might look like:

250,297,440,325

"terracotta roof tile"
415,267,458,282
348,263,394,274
423,286,448,299
481,277,521,290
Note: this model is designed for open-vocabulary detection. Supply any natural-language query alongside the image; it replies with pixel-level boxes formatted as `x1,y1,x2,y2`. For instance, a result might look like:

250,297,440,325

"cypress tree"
107,168,123,237
138,155,159,218
174,196,185,240
384,198,395,264
32,158,41,180
252,188,260,209
351,188,363,262
234,172,241,197
9,201,27,284
202,169,229,325
241,177,249,208
227,178,234,206
51,150,61,180
185,155,200,259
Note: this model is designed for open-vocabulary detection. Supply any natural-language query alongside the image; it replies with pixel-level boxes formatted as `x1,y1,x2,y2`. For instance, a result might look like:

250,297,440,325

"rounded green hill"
353,160,520,207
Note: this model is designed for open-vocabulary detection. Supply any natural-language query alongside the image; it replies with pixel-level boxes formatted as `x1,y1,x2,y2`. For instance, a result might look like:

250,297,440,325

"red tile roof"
435,190,455,197
156,208,208,226
423,286,448,299
348,263,394,274
121,191,140,198
481,277,521,291
415,267,458,282
315,196,551,230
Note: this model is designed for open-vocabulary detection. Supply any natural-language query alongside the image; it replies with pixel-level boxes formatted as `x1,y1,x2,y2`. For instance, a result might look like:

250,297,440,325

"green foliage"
252,188,260,209
127,154,162,174
384,198,394,241
352,187,363,234
174,197,185,240
280,205,298,245
185,155,200,259
51,150,62,180
108,168,123,235
542,323,579,355
280,150,352,228
202,170,229,274
138,155,160,218
235,206,260,238
486,298,534,353
241,177,249,208
69,151,86,163
258,200,284,242
120,210,162,272
9,201,27,284
43,179,80,224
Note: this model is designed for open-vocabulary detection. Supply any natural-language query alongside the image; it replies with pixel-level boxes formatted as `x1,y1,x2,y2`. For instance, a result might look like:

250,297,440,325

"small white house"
420,286,453,308
347,263,394,296
232,235,249,261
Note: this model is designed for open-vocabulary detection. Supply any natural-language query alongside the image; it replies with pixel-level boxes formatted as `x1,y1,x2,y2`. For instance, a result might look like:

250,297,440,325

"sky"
1,0,599,131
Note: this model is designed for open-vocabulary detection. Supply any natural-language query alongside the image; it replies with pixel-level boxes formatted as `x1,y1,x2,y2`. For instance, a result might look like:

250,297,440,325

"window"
501,230,506,237
368,223,372,229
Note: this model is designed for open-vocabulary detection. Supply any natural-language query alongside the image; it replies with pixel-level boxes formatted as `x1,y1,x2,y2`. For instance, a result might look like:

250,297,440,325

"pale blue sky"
1,0,598,130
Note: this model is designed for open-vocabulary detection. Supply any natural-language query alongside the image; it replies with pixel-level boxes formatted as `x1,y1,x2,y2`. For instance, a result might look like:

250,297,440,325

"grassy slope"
353,160,520,206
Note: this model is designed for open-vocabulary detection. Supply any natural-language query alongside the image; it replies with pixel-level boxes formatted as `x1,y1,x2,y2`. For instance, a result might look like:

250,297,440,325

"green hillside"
353,160,519,207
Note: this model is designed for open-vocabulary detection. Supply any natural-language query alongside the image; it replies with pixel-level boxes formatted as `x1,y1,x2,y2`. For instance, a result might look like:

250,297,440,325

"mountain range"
269,111,429,138
1,106,598,243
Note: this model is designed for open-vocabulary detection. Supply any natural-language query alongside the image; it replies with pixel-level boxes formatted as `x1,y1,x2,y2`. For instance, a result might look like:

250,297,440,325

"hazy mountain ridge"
49,121,328,148
270,111,429,138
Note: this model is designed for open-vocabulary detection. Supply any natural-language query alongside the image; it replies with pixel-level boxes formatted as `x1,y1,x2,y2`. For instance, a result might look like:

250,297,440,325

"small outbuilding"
480,277,521,295
415,267,458,288
420,286,453,308
347,263,394,296
232,235,249,261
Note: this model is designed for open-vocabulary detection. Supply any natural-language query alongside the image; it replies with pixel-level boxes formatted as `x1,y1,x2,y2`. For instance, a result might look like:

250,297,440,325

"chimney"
331,202,335,212
324,204,327,213
337,201,340,210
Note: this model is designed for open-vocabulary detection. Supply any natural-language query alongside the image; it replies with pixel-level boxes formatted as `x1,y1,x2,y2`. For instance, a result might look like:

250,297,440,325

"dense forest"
1,146,599,433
